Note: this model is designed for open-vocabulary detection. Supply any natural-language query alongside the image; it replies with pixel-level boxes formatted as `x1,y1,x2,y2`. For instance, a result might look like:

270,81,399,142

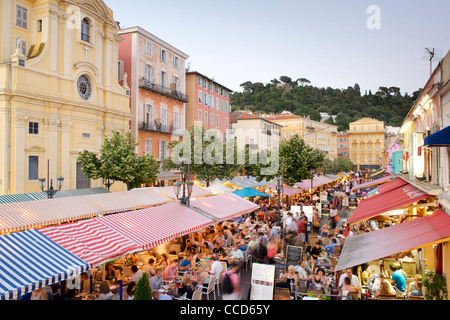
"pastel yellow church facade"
0,0,131,195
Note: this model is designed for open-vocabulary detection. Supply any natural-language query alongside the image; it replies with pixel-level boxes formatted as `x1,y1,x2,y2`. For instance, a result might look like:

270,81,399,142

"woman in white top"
125,282,136,300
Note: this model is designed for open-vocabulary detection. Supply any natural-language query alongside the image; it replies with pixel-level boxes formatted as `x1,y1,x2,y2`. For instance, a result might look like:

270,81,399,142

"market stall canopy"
347,180,430,225
95,202,216,252
156,170,179,181
0,229,90,300
0,188,110,204
232,187,269,198
325,174,341,181
424,125,450,147
147,185,213,200
377,177,409,194
336,210,450,271
191,192,260,221
0,188,173,235
228,176,269,189
206,181,234,195
351,174,394,192
39,219,141,266
313,175,332,184
294,179,323,190
264,184,303,197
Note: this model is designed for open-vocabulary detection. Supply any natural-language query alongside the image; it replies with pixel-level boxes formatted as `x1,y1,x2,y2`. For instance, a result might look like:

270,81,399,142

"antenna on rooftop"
422,48,443,76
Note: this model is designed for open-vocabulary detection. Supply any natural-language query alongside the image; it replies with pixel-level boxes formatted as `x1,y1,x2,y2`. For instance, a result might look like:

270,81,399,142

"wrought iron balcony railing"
139,78,189,103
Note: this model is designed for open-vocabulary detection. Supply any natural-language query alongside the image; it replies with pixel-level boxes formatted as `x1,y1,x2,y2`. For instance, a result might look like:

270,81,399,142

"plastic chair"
191,289,203,300
243,252,252,271
202,279,216,300
215,270,225,294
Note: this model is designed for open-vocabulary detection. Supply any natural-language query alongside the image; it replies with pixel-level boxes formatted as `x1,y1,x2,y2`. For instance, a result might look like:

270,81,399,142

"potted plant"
133,272,152,300
423,271,448,300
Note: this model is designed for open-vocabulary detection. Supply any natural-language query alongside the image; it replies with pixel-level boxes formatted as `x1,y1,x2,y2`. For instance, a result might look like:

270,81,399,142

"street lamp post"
39,176,64,199
275,176,283,227
39,160,64,199
173,164,193,206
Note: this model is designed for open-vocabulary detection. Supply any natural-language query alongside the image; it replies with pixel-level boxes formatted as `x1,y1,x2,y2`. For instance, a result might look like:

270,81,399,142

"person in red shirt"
296,216,308,246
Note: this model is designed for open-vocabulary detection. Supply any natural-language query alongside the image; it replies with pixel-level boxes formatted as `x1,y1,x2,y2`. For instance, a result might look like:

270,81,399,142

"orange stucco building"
118,26,189,163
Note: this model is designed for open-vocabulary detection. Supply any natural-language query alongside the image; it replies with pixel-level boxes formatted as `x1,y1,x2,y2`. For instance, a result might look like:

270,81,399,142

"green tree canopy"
230,76,418,130
78,132,159,190
256,134,325,186
134,272,152,300
161,125,244,186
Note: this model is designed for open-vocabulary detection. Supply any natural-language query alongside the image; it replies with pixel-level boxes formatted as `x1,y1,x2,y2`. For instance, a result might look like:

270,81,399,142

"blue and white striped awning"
0,229,90,300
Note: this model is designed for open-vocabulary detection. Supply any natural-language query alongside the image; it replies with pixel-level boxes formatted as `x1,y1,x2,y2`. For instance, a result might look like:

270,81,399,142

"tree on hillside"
229,76,417,130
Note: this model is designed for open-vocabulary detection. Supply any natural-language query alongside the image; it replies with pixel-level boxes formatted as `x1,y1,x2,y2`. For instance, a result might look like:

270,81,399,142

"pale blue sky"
106,0,449,95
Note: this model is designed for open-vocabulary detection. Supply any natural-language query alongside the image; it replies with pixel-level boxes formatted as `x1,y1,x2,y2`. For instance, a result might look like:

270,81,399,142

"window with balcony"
174,110,179,131
160,71,167,88
161,107,167,132
144,104,154,126
145,64,154,82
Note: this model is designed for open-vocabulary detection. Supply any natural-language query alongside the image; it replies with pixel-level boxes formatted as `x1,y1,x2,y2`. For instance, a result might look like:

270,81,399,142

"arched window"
81,18,90,42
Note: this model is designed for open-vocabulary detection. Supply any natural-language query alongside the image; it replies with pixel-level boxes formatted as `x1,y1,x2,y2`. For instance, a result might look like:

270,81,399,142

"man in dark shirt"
310,241,323,259
213,241,225,255
184,239,198,255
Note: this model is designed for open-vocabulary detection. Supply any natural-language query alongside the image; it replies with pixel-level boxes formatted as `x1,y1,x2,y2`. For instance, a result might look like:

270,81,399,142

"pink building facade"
118,27,189,162
185,71,232,141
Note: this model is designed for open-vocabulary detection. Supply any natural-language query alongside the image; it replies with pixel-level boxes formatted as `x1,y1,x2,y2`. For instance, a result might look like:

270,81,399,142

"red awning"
336,210,450,271
377,178,409,194
96,202,215,251
347,181,430,224
190,192,259,221
351,175,394,192
39,219,141,266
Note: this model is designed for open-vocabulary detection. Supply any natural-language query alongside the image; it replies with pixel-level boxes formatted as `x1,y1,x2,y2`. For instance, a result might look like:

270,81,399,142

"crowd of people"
24,170,423,301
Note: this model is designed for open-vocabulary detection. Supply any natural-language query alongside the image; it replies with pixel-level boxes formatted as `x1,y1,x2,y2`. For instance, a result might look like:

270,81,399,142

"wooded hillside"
230,76,421,132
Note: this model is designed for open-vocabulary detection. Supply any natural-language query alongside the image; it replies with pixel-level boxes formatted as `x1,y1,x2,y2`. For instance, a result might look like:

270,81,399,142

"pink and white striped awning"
263,184,303,197
95,202,215,251
0,189,172,235
190,192,260,221
148,185,213,200
39,219,141,266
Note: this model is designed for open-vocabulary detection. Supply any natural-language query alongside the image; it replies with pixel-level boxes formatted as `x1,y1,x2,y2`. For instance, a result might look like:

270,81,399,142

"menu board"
349,194,358,209
285,245,303,267
250,263,276,300
321,201,330,217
